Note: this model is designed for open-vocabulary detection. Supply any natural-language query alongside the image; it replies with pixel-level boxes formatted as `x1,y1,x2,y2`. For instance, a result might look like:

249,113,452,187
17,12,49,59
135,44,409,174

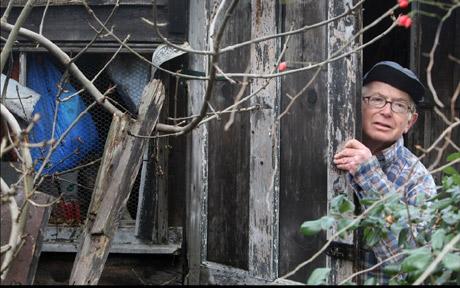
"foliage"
300,153,460,285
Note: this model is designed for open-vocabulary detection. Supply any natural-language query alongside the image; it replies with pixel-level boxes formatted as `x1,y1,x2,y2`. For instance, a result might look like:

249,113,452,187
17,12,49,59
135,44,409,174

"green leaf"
363,226,380,247
359,198,378,206
320,216,335,231
442,253,460,271
383,264,401,276
300,219,322,236
434,270,452,285
431,229,446,251
307,268,331,285
401,249,432,272
398,228,409,247
338,197,355,214
431,198,453,210
443,166,459,176
363,277,376,285
447,152,460,162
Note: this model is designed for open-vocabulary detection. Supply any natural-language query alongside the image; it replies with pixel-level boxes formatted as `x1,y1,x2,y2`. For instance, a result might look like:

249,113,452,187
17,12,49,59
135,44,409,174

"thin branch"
278,192,398,280
72,0,120,64
219,0,366,54
224,71,250,130
0,0,15,22
81,0,209,81
429,158,460,175
338,250,408,285
425,3,460,108
413,233,460,285
32,101,98,182
0,0,35,73
174,0,240,136
0,21,122,116
38,0,51,37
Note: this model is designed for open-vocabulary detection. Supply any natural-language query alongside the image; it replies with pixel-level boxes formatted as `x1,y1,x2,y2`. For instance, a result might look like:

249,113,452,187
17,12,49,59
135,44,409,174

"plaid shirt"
348,137,436,284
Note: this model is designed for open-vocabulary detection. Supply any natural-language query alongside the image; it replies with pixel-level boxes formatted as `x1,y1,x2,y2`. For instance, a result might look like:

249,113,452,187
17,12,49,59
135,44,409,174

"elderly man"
333,61,437,283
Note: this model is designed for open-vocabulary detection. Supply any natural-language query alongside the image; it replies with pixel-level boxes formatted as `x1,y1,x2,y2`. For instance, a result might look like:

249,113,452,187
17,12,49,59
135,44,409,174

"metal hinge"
325,241,355,261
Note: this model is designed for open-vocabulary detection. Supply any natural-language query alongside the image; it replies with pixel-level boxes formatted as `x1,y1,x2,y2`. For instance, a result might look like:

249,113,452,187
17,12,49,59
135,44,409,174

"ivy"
301,153,460,285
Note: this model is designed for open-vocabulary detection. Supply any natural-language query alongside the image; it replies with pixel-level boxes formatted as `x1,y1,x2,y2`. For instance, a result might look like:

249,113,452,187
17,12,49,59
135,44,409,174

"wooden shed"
1,0,458,285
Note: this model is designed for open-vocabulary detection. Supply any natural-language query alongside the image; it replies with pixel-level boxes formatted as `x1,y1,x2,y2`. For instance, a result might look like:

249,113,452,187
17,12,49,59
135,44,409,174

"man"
333,61,437,283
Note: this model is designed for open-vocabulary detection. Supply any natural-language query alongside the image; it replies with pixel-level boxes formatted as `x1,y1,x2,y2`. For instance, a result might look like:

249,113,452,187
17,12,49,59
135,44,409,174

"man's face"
362,81,418,151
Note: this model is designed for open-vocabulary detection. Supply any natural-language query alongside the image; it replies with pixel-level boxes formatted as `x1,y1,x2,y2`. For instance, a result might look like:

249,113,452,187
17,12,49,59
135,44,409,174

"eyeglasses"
363,95,414,114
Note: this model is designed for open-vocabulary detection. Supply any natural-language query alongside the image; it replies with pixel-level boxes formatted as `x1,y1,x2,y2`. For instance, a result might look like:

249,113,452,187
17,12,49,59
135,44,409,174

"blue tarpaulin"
27,55,100,174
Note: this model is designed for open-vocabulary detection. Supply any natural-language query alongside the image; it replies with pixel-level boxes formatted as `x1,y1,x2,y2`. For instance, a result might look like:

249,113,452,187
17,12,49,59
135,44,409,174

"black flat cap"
363,61,425,103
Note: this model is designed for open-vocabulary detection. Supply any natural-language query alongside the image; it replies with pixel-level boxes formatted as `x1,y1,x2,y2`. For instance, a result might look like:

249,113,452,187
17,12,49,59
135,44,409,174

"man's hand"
333,139,372,174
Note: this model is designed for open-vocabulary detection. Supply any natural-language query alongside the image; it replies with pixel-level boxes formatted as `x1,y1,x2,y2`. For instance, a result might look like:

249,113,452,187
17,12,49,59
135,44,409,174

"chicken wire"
33,53,152,226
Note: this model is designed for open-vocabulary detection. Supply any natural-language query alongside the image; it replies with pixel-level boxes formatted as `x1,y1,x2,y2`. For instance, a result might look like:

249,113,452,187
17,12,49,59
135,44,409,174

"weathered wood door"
186,0,361,284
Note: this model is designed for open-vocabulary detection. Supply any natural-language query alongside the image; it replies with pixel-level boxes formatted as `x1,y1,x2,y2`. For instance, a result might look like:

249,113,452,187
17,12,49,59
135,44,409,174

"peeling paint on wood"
185,0,209,285
327,0,361,284
69,80,165,285
249,0,279,280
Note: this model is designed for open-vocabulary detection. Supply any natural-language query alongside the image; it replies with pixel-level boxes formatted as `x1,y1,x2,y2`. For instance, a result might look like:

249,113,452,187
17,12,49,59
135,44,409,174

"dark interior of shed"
363,1,411,74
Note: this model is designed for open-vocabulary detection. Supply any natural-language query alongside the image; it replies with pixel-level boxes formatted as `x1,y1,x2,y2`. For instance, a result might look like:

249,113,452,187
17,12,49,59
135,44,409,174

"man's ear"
404,112,418,134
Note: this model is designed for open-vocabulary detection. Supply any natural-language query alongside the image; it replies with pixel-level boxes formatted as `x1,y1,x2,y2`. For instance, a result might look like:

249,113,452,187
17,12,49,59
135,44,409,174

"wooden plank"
278,1,329,282
0,191,53,285
200,261,304,285
42,226,182,254
135,91,169,244
185,0,208,284
248,0,279,280
0,0,167,7
326,0,361,284
69,79,165,285
1,4,185,48
206,1,251,270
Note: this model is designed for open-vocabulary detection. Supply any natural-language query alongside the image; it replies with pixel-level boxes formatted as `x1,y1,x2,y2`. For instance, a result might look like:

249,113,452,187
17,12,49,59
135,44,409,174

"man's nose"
379,102,393,115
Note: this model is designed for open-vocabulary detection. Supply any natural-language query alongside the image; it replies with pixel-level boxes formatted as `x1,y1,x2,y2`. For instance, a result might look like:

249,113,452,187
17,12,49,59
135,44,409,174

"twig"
219,0,366,54
429,158,460,175
38,0,51,37
33,101,98,182
413,233,460,285
224,70,250,131
0,0,15,22
174,0,240,136
278,192,398,280
81,0,209,81
0,0,35,73
338,250,408,285
425,3,460,108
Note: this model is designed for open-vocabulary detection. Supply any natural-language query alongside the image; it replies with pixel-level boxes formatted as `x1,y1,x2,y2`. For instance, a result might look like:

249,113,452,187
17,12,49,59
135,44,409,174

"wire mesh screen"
28,53,152,226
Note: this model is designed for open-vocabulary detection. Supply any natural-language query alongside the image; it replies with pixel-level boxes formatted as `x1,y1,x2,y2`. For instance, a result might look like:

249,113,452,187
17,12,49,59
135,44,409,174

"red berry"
398,0,409,9
278,62,287,72
398,15,412,28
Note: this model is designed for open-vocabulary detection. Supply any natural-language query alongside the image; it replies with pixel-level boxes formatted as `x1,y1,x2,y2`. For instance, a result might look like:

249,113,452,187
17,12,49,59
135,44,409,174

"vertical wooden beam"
0,192,53,285
248,0,279,280
135,136,169,244
69,80,165,285
185,0,209,285
135,83,169,244
327,0,361,284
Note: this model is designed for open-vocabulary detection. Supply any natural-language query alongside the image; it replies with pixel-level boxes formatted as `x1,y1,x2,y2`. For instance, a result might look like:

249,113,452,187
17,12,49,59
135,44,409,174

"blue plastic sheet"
27,55,100,174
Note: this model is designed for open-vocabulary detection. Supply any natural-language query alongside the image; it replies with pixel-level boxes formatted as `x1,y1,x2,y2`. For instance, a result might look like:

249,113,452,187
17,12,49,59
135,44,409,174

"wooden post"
0,192,53,285
327,0,361,284
248,0,279,281
135,85,169,244
185,0,209,285
69,80,165,285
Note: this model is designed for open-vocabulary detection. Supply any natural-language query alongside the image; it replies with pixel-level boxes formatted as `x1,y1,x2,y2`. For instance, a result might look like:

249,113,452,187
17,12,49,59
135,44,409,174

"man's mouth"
373,122,392,129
